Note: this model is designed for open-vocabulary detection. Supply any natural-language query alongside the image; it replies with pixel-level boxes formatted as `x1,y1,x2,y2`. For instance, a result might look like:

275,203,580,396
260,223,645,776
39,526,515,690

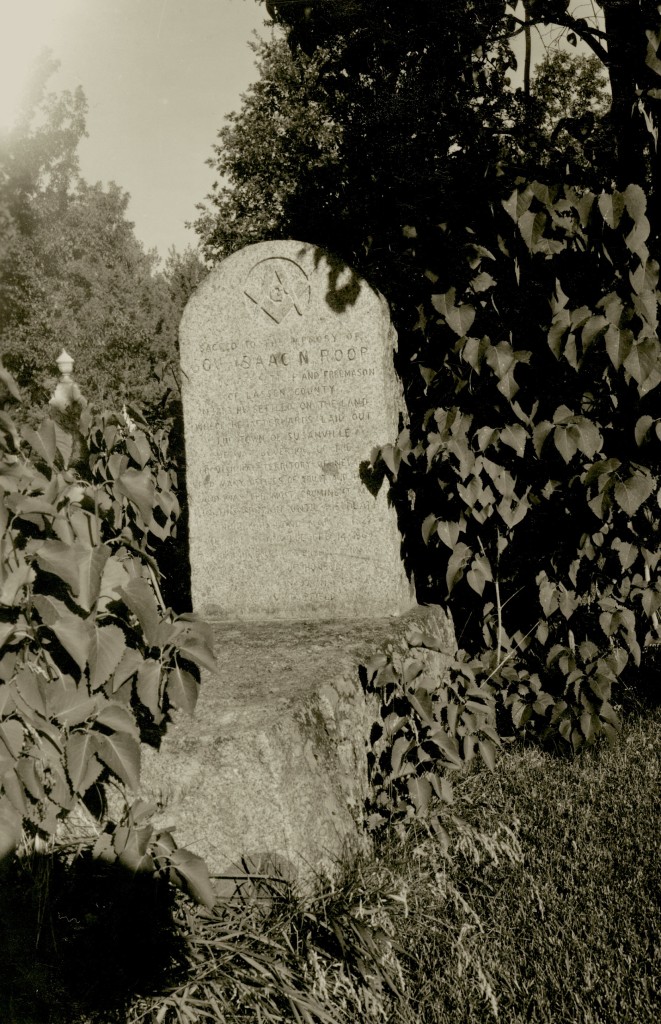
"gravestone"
141,242,455,882
179,240,414,620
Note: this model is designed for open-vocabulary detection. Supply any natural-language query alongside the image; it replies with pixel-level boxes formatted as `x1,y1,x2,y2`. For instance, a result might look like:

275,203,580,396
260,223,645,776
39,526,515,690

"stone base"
140,605,455,885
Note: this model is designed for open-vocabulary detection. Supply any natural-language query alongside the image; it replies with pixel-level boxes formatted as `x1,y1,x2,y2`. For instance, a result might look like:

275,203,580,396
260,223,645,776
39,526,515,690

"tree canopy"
0,54,202,412
196,1,661,751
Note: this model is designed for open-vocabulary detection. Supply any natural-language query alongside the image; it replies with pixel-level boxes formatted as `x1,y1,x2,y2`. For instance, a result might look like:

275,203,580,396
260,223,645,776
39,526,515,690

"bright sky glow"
0,0,268,255
0,0,82,129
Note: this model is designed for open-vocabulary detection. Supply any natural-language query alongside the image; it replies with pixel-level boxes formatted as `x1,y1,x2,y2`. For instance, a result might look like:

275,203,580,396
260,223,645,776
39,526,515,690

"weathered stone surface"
140,605,455,882
179,240,413,621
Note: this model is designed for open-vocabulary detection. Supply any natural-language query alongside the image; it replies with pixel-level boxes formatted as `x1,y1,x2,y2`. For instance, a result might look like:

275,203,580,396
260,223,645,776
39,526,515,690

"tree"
194,35,342,262
264,0,661,194
199,1,661,751
0,54,187,411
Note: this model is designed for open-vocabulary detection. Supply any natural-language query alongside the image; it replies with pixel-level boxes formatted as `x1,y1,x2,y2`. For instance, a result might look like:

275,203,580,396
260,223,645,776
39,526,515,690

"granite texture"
140,605,455,884
179,240,414,620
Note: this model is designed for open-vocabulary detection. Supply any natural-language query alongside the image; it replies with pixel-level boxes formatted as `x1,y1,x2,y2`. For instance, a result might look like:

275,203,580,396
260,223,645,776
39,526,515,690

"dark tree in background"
197,1,661,750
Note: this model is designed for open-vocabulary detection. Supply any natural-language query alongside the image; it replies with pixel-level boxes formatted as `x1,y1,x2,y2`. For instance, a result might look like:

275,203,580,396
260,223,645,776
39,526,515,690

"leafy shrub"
362,626,499,836
376,182,661,751
0,364,214,903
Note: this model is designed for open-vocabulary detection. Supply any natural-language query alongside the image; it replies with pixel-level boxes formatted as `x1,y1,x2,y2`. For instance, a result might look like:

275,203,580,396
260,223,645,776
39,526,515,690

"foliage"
0,365,215,905
361,631,499,836
199,3,524,293
370,177,661,752
0,53,200,413
195,34,342,263
225,1,661,750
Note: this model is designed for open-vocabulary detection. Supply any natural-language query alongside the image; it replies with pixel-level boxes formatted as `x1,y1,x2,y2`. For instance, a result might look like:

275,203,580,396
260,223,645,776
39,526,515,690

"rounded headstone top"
179,239,413,621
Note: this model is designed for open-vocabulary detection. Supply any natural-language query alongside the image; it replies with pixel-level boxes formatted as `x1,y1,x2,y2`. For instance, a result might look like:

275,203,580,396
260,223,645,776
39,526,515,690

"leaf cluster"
0,367,215,903
361,629,499,839
375,179,661,753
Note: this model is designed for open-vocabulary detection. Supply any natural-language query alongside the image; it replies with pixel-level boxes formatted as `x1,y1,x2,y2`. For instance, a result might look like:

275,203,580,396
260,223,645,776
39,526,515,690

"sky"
0,2,604,261
0,0,270,258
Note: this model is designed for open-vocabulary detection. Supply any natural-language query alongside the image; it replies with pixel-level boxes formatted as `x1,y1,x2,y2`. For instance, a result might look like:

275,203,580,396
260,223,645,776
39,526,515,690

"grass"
1,703,660,1023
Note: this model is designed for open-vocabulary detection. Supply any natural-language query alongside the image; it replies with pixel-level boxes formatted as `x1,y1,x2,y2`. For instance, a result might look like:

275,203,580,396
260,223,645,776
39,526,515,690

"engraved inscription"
244,257,310,323
180,241,411,619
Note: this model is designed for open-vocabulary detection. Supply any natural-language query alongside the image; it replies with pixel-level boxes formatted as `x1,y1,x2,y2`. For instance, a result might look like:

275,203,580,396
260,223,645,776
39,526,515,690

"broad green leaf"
77,544,111,612
573,420,602,459
112,647,145,693
0,559,34,607
168,847,215,908
436,520,461,549
32,594,70,626
421,513,438,545
604,325,632,369
54,424,73,468
66,731,102,794
466,553,493,597
599,292,624,327
95,731,140,791
502,186,533,222
89,625,126,691
635,415,654,446
532,420,553,457
470,271,496,293
614,469,656,516
391,734,413,776
554,426,578,463
136,658,162,720
114,826,155,874
623,183,646,222
50,685,98,727
445,303,475,337
126,431,152,469
0,721,24,760
625,214,650,254
624,339,659,386
16,757,45,802
23,419,57,467
35,541,83,596
598,191,625,228
500,424,527,457
116,467,156,524
407,775,432,815
98,554,131,608
612,539,638,571
518,210,546,251
167,664,198,715
445,542,471,594
581,315,608,349
96,703,139,738
14,668,47,718
176,639,216,674
119,577,161,647
430,289,456,317
51,616,92,672
477,738,496,771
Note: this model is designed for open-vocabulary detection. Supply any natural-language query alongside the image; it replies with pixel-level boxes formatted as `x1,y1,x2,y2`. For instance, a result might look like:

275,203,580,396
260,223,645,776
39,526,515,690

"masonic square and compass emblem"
244,257,311,324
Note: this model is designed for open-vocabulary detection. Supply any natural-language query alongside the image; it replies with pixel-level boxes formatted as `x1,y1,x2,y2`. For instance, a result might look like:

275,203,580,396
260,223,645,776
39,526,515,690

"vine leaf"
95,732,141,791
66,731,102,794
116,467,156,524
120,578,161,647
168,848,216,909
167,664,198,715
89,625,127,691
51,615,93,672
614,470,656,516
136,658,163,720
